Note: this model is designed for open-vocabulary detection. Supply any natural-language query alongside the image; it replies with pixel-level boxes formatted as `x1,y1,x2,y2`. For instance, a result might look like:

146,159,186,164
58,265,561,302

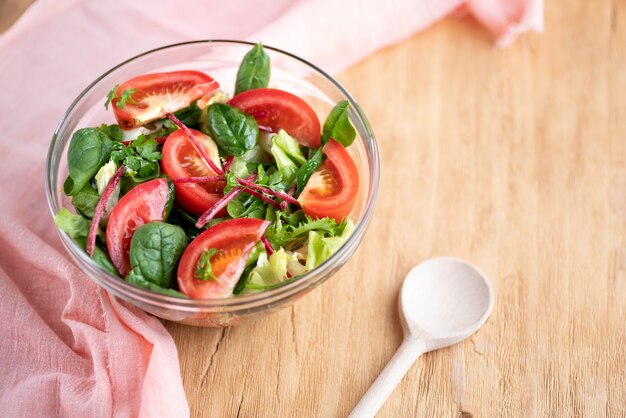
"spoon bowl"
350,257,494,418
400,257,494,349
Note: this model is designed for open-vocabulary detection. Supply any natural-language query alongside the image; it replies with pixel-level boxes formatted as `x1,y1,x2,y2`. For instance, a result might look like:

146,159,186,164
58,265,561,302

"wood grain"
0,0,34,33
4,1,626,416
165,3,626,416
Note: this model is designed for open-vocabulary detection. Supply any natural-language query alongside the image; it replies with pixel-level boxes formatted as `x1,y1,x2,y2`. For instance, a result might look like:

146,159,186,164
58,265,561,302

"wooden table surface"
5,1,626,417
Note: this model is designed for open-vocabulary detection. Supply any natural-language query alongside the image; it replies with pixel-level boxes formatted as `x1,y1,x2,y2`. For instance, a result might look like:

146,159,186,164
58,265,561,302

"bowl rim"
46,39,379,312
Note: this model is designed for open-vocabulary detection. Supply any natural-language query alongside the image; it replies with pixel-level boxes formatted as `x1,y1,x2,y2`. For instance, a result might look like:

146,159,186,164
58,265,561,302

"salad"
54,43,360,299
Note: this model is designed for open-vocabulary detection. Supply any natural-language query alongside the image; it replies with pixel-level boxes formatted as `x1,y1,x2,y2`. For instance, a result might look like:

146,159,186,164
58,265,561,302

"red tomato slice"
106,178,172,277
161,128,224,215
228,88,321,148
112,71,219,129
178,218,270,299
298,139,359,222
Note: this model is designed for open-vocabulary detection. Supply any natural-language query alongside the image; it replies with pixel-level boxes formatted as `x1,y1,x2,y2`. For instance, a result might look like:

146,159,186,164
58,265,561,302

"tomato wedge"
106,177,173,277
298,140,359,222
228,88,321,148
178,218,270,299
161,128,224,215
112,71,219,129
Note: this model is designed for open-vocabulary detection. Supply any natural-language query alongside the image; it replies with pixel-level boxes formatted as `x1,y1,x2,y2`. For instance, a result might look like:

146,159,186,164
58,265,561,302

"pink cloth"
0,0,541,416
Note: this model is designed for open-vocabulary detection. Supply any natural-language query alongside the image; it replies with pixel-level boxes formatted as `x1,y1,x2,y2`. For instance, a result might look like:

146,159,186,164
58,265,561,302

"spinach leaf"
206,103,258,156
321,100,356,146
167,210,203,240
126,272,188,298
163,102,202,128
235,43,270,95
76,237,119,276
128,222,187,288
54,209,118,275
233,264,255,295
63,128,113,196
71,184,100,218
233,243,264,295
96,124,124,142
295,147,323,196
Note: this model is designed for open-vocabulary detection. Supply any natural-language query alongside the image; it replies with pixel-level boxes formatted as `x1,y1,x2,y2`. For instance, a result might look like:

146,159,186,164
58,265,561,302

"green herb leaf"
207,103,258,156
132,135,162,162
110,135,162,186
63,128,113,196
235,43,270,95
128,222,187,288
195,248,221,282
71,184,100,218
116,88,136,109
296,147,324,196
104,84,137,110
321,100,356,146
104,85,119,110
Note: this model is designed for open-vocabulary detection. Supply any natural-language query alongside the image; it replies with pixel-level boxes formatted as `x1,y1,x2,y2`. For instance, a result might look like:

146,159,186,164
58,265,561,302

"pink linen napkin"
0,0,541,416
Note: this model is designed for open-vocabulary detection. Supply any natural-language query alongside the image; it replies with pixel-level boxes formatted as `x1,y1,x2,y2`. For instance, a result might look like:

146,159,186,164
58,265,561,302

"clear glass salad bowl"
46,40,379,327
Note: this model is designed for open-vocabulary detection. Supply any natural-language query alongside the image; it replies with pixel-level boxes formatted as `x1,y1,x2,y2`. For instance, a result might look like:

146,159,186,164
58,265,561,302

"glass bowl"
45,40,379,327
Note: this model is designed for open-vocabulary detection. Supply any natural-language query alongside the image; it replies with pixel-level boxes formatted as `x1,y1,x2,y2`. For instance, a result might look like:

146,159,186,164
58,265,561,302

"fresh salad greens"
55,43,361,299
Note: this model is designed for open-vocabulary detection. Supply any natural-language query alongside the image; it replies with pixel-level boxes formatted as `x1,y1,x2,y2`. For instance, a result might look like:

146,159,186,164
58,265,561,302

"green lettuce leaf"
306,220,355,269
273,130,306,164
246,248,307,291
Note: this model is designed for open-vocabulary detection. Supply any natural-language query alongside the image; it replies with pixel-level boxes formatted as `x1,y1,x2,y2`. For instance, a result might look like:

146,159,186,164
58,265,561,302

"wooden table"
5,1,626,416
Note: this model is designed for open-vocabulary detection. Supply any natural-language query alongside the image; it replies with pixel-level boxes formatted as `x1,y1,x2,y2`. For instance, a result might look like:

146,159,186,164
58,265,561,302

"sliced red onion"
261,236,274,256
223,156,234,172
195,174,257,228
172,175,225,184
237,178,300,207
195,187,243,228
242,188,281,208
166,112,223,175
87,165,125,257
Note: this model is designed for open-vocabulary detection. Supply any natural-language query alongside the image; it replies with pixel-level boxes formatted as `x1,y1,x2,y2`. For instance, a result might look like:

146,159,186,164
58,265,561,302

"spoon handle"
348,339,426,418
